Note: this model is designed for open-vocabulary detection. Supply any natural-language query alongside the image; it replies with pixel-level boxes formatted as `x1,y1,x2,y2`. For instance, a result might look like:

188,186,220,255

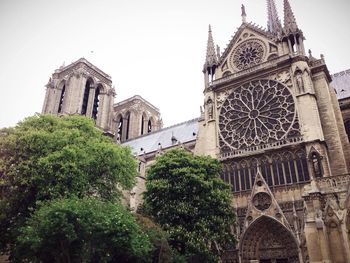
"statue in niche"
207,98,214,119
311,152,323,178
296,71,305,93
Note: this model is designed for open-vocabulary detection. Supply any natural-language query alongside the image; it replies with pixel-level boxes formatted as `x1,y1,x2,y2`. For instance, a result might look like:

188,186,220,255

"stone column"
313,72,348,176
86,86,96,118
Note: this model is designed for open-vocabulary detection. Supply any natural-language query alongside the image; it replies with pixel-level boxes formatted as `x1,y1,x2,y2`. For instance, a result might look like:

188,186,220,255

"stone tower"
113,95,163,142
195,0,350,262
42,58,115,133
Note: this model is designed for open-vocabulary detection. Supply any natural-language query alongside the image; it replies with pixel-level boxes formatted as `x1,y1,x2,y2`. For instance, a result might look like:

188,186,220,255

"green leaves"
0,114,138,258
143,149,236,262
16,197,152,263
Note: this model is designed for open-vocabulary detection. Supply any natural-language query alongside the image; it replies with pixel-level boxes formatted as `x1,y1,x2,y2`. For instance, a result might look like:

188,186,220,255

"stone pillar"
313,72,348,176
86,86,96,118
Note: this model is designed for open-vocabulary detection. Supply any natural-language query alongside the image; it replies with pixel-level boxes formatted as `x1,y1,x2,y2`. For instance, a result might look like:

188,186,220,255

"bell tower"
42,58,115,133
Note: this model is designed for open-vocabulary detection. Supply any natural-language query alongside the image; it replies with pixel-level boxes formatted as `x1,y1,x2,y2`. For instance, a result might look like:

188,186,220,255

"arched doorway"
240,216,299,263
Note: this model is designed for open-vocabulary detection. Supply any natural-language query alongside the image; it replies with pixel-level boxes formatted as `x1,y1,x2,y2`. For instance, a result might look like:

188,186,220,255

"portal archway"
240,216,299,263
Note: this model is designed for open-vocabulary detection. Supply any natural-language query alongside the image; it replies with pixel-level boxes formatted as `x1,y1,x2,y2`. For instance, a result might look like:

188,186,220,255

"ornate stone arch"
240,215,300,263
308,147,323,178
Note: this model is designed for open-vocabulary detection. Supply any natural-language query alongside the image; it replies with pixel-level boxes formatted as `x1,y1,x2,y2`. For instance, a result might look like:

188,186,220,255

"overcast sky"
0,0,349,129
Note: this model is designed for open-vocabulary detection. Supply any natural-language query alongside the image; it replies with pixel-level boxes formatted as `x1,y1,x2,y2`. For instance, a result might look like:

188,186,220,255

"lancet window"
81,78,93,115
221,149,310,193
92,85,101,120
58,84,65,113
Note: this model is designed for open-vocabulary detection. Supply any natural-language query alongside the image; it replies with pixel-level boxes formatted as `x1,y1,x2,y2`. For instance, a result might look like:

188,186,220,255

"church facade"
42,1,350,262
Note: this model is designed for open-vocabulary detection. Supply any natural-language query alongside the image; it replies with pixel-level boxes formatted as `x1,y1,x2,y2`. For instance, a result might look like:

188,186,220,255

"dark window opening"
81,80,92,115
311,152,323,178
345,121,350,142
92,86,101,120
126,114,131,140
117,117,123,141
147,119,152,133
58,85,65,113
141,115,144,135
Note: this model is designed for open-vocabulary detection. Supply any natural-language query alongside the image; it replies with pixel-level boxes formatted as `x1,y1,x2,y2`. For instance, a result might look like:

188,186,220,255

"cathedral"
42,0,350,262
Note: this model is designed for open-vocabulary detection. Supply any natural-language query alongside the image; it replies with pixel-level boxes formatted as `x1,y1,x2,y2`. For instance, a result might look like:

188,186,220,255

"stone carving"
207,98,214,119
253,192,272,211
219,79,301,151
296,71,305,93
231,39,265,70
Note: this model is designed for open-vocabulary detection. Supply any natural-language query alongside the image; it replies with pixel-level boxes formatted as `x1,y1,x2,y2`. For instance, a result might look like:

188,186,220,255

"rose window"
219,79,300,151
253,192,272,211
231,40,265,70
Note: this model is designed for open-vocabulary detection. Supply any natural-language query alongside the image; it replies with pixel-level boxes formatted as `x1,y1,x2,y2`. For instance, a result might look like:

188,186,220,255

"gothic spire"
266,0,282,35
241,4,247,23
204,25,218,71
283,0,298,33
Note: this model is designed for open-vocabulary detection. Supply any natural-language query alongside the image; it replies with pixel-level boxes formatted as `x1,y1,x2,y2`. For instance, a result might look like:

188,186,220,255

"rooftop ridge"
114,95,160,112
55,57,112,79
218,23,272,65
122,117,199,143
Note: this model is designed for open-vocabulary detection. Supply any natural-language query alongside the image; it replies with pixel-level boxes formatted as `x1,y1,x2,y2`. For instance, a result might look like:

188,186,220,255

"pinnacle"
204,24,218,70
266,0,282,35
283,0,298,33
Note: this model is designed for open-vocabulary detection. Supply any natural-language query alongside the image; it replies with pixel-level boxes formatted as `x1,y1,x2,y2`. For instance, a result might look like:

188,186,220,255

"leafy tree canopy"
16,197,152,263
0,114,137,255
143,149,236,262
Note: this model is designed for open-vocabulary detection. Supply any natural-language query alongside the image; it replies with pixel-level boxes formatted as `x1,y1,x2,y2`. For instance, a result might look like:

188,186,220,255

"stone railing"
210,54,291,87
316,174,350,190
220,136,303,160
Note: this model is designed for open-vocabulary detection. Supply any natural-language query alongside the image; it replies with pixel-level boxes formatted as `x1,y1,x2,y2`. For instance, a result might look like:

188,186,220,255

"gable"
217,24,279,78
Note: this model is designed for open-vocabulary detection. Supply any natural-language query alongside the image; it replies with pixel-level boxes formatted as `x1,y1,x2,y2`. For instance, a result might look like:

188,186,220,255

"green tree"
16,197,152,263
0,114,137,257
143,149,236,262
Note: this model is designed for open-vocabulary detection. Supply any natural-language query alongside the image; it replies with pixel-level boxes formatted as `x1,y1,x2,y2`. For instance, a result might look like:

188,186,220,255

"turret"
282,0,305,55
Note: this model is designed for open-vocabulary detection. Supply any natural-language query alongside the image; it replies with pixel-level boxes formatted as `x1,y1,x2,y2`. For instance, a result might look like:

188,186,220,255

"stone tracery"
219,79,301,152
231,39,265,70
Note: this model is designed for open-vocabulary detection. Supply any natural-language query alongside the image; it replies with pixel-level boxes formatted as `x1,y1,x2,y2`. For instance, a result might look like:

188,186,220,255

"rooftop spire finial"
241,4,247,23
204,24,218,71
266,0,282,35
283,0,298,33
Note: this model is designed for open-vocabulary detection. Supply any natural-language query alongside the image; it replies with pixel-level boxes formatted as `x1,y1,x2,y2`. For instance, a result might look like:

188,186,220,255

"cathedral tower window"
92,85,101,120
116,114,123,142
81,78,93,115
58,84,65,114
125,112,131,140
345,120,350,142
148,118,153,133
310,152,323,178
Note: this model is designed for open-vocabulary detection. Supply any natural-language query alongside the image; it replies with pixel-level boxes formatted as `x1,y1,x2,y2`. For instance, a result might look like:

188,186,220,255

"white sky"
0,0,349,128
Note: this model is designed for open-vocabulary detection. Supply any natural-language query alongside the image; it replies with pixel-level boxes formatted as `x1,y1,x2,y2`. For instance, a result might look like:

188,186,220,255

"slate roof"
332,69,350,100
122,118,199,156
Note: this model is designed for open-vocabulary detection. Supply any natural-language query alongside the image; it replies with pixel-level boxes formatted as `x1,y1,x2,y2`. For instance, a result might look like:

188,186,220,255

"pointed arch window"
58,84,66,113
116,115,123,142
222,149,310,193
311,152,323,178
126,112,131,140
92,85,101,120
81,79,93,115
345,120,350,142
147,119,152,133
